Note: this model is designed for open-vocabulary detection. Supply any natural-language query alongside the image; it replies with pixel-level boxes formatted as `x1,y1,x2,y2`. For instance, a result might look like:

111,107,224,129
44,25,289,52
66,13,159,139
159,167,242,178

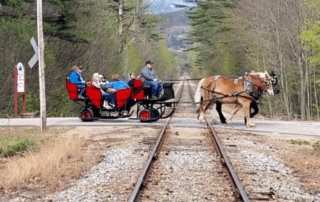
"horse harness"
199,74,270,104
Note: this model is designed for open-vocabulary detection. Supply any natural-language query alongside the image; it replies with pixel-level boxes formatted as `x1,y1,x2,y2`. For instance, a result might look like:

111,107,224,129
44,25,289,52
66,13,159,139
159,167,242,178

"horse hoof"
200,119,206,124
247,123,255,128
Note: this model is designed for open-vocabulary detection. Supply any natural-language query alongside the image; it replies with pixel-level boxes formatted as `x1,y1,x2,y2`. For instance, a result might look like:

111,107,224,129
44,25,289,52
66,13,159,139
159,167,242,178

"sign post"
14,63,27,118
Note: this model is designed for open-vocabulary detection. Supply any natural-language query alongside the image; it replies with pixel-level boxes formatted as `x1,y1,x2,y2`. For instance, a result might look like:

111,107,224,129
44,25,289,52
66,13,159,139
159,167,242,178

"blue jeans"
77,84,86,96
144,81,163,96
102,93,116,106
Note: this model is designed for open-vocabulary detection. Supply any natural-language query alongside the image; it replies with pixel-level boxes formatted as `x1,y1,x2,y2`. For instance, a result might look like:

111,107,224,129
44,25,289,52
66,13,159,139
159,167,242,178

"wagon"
66,79,178,122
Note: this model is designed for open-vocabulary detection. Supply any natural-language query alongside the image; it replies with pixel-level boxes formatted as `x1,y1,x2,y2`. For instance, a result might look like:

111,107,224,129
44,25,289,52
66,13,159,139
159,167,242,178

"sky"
148,0,197,14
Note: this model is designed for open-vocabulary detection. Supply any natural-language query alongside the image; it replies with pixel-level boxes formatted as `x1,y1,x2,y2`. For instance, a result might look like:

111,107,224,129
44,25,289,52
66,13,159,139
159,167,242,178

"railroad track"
128,79,250,202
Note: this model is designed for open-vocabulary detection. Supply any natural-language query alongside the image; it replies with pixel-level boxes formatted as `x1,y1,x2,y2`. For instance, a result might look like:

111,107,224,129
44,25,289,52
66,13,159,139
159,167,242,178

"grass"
313,142,320,149
0,137,37,156
290,140,310,145
287,145,320,190
0,127,87,190
0,136,84,189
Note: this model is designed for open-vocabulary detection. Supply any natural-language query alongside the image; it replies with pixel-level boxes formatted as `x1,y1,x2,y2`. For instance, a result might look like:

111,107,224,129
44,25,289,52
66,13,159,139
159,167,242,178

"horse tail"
195,78,205,111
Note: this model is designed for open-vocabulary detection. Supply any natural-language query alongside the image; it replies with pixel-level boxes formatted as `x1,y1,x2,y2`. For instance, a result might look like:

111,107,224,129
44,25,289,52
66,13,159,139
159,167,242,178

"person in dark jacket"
141,61,162,99
69,65,86,99
127,73,135,87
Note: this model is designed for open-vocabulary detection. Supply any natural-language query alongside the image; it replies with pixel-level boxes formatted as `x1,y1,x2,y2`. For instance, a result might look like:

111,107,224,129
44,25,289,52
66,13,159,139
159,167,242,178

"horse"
195,71,275,127
214,71,280,124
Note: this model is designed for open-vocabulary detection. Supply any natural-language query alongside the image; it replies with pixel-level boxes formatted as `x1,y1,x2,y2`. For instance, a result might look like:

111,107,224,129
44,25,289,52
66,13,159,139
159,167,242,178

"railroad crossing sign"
28,37,38,68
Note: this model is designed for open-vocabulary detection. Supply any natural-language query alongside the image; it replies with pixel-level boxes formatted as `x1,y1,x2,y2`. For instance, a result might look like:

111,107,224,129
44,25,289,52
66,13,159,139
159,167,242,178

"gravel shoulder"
0,126,162,202
216,128,320,201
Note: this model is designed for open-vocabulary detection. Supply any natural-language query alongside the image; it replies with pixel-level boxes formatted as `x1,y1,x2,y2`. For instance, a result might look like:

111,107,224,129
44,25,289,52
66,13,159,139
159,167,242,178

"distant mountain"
158,10,192,52
149,0,197,14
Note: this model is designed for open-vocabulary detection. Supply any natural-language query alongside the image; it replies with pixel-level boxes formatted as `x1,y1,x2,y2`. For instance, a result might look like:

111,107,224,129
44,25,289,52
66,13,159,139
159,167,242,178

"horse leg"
215,101,226,124
250,102,259,118
241,100,255,127
244,102,259,125
226,103,242,125
198,101,209,124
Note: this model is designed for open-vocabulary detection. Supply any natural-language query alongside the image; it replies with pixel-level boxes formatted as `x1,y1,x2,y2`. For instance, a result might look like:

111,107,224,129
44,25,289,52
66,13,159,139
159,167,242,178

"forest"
0,0,178,117
1,0,320,121
187,0,320,121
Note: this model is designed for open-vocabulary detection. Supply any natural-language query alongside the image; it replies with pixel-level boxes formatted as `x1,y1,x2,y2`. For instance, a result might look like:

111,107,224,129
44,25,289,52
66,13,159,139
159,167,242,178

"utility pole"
37,0,47,130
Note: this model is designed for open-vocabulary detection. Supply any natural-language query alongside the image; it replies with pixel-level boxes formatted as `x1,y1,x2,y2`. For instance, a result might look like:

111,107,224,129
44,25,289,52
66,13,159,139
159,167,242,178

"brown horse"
195,71,274,127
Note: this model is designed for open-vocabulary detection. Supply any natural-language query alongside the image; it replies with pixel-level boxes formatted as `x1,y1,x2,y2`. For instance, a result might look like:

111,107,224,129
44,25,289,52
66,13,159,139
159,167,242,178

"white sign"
28,37,38,68
17,62,25,93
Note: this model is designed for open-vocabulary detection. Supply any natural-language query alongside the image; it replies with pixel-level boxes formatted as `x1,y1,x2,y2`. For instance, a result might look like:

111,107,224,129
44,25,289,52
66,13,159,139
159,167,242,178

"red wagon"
66,79,177,122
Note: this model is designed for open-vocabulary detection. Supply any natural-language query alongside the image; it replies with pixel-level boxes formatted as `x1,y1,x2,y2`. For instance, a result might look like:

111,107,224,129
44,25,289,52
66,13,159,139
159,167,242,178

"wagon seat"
66,78,86,100
130,79,145,100
86,82,132,110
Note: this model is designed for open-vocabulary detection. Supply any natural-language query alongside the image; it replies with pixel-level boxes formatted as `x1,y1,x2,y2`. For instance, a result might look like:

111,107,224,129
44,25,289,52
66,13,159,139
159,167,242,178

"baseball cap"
145,60,154,65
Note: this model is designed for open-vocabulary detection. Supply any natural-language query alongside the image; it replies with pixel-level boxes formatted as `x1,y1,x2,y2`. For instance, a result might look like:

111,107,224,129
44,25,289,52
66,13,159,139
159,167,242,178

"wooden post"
14,68,18,118
22,95,26,113
118,0,124,53
37,0,46,130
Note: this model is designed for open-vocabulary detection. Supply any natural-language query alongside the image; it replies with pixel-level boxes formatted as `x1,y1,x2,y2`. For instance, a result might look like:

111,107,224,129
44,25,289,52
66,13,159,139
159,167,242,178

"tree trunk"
314,67,319,119
118,0,124,53
298,54,305,120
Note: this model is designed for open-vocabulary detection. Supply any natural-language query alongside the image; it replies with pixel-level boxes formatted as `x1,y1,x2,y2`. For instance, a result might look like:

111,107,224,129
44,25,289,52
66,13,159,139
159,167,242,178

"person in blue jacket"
141,60,162,99
69,65,86,99
102,74,129,109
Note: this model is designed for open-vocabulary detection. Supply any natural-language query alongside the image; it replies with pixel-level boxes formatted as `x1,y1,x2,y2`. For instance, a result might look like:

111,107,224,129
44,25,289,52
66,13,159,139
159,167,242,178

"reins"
193,86,256,105
194,75,267,105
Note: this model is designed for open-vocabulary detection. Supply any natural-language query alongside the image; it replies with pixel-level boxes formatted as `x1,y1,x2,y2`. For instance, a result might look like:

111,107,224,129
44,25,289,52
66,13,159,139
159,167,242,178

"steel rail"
127,117,171,202
187,80,250,201
207,120,251,202
128,79,185,202
187,79,195,104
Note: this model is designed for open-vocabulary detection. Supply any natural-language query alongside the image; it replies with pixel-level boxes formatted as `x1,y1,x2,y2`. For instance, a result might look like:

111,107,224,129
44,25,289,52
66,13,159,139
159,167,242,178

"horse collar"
243,77,261,100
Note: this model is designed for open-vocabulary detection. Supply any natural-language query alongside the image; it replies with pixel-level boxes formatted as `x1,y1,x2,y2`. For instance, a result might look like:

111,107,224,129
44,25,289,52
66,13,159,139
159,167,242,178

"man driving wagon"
141,60,163,100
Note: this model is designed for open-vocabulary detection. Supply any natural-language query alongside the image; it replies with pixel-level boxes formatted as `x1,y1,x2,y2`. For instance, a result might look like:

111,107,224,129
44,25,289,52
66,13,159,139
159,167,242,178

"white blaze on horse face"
268,89,274,95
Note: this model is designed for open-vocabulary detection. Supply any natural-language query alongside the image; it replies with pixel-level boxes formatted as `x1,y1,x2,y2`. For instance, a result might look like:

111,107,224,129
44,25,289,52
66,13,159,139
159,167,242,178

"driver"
141,60,162,99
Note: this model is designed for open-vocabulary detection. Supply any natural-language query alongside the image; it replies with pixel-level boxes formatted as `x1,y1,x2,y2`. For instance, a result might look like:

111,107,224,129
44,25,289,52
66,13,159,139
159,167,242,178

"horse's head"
262,71,274,96
246,71,274,96
270,71,280,94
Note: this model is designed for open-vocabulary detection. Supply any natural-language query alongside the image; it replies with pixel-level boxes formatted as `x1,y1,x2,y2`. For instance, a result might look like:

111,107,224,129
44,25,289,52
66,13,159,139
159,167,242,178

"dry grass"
287,147,320,190
0,127,85,191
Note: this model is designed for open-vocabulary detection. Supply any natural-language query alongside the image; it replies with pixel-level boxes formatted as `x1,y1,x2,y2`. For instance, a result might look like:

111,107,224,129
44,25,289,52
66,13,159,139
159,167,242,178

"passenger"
92,73,101,89
100,74,109,85
127,73,135,87
141,60,162,100
69,65,86,99
102,74,129,109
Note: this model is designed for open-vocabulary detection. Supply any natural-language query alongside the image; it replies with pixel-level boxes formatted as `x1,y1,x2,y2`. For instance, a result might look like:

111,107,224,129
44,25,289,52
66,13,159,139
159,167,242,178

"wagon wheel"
150,108,160,122
80,108,94,122
138,109,152,122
